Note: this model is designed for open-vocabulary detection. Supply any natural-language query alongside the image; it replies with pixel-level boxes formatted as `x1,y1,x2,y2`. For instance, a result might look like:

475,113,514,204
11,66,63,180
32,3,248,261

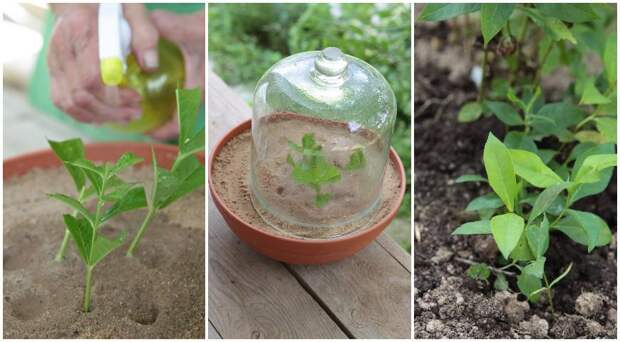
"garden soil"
211,128,402,239
414,19,617,338
4,166,205,338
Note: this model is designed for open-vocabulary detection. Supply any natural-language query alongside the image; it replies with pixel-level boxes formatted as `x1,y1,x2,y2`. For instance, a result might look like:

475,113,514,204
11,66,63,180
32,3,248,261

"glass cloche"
250,47,397,238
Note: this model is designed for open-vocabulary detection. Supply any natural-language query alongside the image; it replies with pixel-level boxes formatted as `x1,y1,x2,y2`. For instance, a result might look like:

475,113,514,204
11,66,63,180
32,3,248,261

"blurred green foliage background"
209,3,411,251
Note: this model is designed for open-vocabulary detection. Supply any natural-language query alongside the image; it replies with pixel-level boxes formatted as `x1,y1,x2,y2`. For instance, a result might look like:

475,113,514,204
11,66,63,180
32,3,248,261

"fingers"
149,10,205,94
47,8,143,124
124,4,159,71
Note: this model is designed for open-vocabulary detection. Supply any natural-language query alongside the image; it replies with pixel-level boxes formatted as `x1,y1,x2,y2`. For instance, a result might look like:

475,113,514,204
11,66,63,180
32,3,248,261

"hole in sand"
129,304,159,325
4,234,39,271
10,291,45,321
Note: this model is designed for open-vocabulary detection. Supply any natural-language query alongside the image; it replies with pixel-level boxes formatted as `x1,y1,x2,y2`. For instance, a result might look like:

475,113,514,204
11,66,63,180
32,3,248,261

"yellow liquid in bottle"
110,39,185,133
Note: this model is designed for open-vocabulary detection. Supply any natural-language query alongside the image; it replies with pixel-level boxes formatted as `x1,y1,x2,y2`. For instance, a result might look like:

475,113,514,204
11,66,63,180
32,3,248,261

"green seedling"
454,133,616,312
48,146,147,312
287,133,341,207
125,88,205,256
419,3,616,145
420,3,616,313
287,134,366,207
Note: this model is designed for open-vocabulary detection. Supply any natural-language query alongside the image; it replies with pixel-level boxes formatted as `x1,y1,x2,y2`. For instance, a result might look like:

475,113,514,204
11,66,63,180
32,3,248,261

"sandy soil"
4,166,205,339
211,128,402,239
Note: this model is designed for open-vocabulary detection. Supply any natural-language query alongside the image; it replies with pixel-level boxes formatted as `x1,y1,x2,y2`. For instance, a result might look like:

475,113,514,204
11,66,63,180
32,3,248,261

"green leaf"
345,148,365,170
465,193,504,212
491,213,524,260
154,167,181,209
530,102,585,139
536,4,599,23
292,155,341,186
458,102,483,123
527,215,550,259
517,272,542,302
504,132,538,154
595,118,617,144
101,185,147,222
529,183,568,222
544,18,577,44
48,138,86,191
417,4,480,21
62,214,93,265
480,4,515,47
554,210,612,252
455,174,487,183
452,220,492,235
483,133,518,212
510,230,535,262
494,273,509,291
161,155,205,209
573,154,617,184
518,161,564,192
48,193,94,225
69,159,105,196
509,149,563,188
90,231,127,266
604,33,617,84
108,152,143,176
537,149,557,165
176,88,205,157
523,257,546,279
485,101,523,126
568,143,615,204
466,263,491,281
580,78,611,105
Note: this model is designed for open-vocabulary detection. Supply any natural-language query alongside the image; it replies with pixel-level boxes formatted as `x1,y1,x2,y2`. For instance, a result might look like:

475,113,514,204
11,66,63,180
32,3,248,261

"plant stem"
55,187,87,262
126,208,157,257
477,47,490,102
55,230,71,262
544,274,555,317
455,257,517,276
509,14,529,86
83,266,94,312
534,42,553,86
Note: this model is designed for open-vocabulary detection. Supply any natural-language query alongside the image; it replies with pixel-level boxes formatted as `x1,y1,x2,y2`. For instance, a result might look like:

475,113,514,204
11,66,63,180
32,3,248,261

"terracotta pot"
4,142,205,180
209,119,406,264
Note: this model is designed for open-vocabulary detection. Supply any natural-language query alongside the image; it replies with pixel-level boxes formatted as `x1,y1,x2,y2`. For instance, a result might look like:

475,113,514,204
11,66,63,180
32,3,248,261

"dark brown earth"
413,16,617,339
4,166,205,339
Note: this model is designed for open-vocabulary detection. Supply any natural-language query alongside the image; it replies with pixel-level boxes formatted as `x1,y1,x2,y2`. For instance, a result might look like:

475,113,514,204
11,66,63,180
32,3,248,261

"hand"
47,4,160,124
147,9,206,140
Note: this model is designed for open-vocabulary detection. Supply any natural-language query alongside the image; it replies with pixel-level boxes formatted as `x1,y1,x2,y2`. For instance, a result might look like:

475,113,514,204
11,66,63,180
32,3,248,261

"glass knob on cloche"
250,47,397,238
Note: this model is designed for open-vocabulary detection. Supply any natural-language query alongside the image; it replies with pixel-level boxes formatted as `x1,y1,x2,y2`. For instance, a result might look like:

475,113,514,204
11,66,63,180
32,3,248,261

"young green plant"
48,147,147,312
125,88,205,256
454,133,616,311
287,133,365,207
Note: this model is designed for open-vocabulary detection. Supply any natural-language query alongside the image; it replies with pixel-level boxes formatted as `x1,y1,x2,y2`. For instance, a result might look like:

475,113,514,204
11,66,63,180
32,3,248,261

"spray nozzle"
98,3,131,86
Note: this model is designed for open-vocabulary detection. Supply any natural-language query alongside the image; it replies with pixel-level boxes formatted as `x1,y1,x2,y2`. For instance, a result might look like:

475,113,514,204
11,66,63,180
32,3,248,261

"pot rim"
208,118,407,245
3,141,205,180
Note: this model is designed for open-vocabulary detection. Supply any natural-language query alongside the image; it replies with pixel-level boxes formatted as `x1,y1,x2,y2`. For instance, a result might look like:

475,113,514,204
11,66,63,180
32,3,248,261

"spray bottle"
98,3,184,133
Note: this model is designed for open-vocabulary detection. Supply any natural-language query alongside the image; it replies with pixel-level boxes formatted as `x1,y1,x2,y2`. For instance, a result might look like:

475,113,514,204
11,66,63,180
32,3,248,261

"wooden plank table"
207,71,411,339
